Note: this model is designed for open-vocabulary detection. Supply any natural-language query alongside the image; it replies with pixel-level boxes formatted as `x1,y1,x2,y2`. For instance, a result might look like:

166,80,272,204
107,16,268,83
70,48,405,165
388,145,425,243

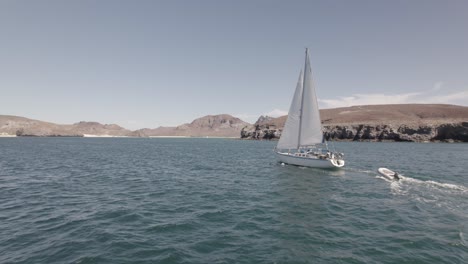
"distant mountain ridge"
2,104,468,141
0,114,250,138
0,115,131,137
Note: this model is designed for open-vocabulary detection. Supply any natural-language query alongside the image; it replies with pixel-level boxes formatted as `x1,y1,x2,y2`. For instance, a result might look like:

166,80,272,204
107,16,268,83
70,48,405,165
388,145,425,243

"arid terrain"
1,104,467,141
0,114,248,138
130,115,250,138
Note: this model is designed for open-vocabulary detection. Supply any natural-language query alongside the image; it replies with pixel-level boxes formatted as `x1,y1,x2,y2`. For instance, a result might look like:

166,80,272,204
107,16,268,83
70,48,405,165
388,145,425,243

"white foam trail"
347,167,376,174
401,177,468,192
374,175,406,194
460,231,467,247
390,180,406,195
375,175,393,183
374,170,467,193
424,181,468,192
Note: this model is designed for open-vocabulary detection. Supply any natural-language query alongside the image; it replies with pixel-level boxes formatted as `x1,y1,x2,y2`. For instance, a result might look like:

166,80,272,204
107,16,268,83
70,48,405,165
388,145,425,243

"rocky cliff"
321,123,468,142
241,104,468,142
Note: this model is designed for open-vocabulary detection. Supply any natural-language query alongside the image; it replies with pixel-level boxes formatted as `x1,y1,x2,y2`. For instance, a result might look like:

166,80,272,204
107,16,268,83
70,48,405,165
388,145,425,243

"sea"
0,138,467,263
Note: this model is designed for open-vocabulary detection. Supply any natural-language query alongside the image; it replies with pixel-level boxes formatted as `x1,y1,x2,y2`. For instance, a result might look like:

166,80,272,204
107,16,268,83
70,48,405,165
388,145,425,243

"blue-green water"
0,138,467,263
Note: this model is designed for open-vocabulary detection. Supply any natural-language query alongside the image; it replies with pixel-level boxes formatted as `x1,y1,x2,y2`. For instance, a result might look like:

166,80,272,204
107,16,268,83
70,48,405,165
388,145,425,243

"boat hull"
378,168,399,180
276,152,345,169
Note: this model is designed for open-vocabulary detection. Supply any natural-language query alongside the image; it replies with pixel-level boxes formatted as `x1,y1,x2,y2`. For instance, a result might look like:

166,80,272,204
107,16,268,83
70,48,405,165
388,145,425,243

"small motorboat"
378,168,401,181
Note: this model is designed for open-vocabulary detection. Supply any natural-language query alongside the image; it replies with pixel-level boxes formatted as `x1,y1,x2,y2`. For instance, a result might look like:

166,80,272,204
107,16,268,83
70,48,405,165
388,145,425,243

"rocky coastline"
241,122,468,143
240,104,468,143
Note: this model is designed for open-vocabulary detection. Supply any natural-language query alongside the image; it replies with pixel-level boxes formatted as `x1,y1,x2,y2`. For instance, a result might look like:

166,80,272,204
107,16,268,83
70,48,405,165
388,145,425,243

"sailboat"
275,49,345,168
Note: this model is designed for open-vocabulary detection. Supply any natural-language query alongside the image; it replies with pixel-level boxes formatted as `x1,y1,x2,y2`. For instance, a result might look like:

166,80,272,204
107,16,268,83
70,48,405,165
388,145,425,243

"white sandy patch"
0,133,16,137
149,136,189,138
82,134,128,138
149,136,237,139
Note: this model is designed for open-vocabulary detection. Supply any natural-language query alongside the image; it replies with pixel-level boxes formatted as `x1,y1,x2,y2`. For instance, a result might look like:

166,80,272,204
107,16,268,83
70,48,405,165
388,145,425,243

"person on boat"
393,172,400,181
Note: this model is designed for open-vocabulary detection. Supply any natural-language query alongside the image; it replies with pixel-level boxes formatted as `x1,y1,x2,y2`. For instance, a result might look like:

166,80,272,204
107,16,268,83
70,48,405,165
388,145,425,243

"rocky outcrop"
322,123,468,142
241,115,281,140
241,104,468,142
433,122,468,142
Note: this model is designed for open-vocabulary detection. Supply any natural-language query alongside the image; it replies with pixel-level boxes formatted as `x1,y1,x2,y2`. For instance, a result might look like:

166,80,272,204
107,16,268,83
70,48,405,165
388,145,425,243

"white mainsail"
277,49,323,150
299,48,323,145
276,70,303,149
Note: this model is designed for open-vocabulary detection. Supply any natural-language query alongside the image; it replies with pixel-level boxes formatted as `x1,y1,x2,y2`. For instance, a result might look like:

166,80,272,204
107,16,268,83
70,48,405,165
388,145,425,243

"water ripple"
0,138,467,263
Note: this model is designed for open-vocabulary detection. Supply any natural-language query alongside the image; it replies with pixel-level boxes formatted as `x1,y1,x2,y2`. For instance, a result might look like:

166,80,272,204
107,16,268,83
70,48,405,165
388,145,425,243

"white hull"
378,168,399,180
276,152,345,169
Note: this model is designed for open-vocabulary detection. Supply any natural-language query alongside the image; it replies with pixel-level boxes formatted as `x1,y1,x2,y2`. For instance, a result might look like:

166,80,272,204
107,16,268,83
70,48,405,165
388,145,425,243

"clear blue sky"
1,0,467,129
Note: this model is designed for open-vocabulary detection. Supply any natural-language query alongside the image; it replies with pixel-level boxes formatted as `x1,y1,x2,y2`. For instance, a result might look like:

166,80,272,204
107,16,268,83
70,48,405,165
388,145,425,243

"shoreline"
0,134,16,137
83,134,129,138
1,135,464,143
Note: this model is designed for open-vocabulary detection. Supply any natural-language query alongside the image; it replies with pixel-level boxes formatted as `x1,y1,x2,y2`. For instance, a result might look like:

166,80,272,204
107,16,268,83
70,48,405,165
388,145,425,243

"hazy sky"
1,0,467,129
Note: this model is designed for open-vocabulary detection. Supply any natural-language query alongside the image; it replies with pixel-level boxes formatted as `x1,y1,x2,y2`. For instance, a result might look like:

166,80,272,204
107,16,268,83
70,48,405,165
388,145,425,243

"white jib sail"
277,70,303,150
299,49,323,145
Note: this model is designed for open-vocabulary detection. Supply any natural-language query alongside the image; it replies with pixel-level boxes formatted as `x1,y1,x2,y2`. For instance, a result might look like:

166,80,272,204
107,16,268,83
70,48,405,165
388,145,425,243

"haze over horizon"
1,0,467,130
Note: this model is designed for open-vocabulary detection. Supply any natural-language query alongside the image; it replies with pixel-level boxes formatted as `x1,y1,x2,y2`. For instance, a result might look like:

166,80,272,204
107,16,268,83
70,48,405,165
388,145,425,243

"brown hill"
320,104,468,125
0,115,131,137
71,121,131,136
132,114,250,137
0,114,250,138
256,104,468,128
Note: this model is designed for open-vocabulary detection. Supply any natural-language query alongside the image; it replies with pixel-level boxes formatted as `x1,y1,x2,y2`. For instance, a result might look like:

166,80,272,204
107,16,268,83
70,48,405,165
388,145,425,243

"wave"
346,167,376,174
423,180,468,192
399,176,467,192
460,231,467,247
375,175,393,183
374,172,467,193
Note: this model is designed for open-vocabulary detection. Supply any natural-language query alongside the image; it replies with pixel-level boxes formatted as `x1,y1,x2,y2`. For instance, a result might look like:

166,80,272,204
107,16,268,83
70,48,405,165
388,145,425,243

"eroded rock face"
242,123,468,142
241,124,278,140
433,122,468,142
240,116,280,140
323,124,435,142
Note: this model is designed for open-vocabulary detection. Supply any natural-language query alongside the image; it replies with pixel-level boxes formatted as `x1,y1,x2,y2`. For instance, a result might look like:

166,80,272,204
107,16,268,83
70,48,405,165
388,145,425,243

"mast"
297,48,308,149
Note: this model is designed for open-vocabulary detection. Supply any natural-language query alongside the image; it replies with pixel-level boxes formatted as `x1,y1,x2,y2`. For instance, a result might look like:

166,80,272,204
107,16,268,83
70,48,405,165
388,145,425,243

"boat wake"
375,172,468,215
375,175,395,182
460,231,467,247
376,174,468,193
345,167,376,175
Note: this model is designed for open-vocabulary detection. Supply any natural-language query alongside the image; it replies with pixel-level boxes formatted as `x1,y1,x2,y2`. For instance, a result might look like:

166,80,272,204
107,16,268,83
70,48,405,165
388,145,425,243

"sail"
276,70,303,149
299,49,323,145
